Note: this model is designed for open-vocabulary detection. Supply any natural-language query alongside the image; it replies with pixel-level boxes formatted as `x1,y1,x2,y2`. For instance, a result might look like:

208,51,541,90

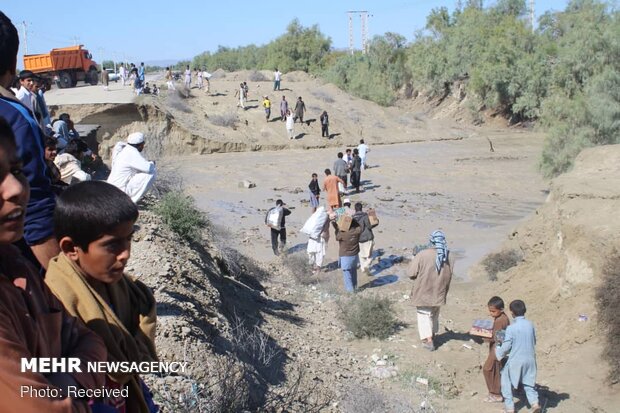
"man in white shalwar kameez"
107,132,156,203
307,219,330,275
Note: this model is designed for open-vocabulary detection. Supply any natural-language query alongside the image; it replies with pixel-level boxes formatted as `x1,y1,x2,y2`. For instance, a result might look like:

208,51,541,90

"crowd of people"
0,10,541,412
0,12,161,412
266,135,540,412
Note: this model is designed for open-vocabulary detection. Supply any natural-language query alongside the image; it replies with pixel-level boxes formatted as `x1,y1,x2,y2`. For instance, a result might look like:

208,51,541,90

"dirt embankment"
472,144,620,411
48,70,480,161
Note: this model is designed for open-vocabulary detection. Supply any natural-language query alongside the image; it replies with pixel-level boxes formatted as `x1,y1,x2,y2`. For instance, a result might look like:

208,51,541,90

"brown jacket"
0,246,106,413
408,248,455,307
46,254,158,413
336,225,361,257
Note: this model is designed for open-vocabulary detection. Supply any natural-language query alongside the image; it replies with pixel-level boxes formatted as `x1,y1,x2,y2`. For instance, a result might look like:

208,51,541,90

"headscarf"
429,230,449,273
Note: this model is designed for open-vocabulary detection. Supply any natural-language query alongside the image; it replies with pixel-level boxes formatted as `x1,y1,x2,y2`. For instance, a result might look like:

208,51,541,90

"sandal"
483,395,503,403
422,342,435,352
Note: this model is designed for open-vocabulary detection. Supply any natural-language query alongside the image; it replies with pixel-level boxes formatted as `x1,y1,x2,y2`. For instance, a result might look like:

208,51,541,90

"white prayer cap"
127,132,145,145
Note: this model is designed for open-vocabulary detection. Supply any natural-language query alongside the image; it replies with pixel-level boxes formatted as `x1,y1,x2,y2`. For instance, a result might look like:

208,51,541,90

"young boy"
45,181,158,413
495,299,541,413
483,296,510,403
0,117,106,410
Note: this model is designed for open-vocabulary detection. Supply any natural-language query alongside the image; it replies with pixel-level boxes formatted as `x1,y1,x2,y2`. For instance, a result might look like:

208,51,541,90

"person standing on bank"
267,199,291,256
262,95,271,122
408,230,454,351
294,96,306,124
320,110,329,137
273,68,282,91
280,95,288,122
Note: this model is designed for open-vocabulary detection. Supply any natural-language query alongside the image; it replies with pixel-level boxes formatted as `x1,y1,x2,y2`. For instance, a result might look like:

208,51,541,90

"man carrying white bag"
301,206,331,275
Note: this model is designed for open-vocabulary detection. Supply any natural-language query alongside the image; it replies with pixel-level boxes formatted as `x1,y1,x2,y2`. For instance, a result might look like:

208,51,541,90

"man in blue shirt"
0,11,60,269
495,299,541,413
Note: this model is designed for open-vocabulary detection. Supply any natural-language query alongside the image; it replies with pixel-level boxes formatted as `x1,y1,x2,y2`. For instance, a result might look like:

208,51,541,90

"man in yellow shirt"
262,95,271,122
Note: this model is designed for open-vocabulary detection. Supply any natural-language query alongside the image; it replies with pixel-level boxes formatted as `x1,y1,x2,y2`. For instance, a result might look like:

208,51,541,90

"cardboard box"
337,214,353,231
469,319,494,338
368,208,379,226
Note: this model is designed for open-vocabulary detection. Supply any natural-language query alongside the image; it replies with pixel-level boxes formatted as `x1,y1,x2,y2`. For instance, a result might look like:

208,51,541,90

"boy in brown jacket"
46,181,158,413
483,296,510,403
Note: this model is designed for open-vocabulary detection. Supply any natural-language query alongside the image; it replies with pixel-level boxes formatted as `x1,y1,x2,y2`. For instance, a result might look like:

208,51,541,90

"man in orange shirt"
322,168,344,209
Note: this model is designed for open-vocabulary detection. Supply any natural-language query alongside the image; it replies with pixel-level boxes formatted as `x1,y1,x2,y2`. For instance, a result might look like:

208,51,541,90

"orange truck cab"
23,45,99,89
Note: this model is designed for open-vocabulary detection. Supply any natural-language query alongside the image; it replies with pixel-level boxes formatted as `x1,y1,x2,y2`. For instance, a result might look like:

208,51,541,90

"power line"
21,21,28,55
347,10,372,54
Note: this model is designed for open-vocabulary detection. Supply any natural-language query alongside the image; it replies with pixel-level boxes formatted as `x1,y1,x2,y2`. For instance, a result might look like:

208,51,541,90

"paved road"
44,73,162,105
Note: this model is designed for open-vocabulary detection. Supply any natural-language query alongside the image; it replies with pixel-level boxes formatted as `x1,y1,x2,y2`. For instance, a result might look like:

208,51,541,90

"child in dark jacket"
483,296,510,403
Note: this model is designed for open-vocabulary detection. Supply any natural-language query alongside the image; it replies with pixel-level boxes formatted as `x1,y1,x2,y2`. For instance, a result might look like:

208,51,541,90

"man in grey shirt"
333,152,349,189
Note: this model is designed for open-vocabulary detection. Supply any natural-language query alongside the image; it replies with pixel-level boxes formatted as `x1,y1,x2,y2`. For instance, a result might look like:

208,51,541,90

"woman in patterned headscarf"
408,230,455,351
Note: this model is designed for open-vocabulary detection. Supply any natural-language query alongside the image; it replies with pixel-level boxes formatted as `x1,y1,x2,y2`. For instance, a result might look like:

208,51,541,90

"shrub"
338,295,397,339
210,112,238,128
481,249,521,281
595,251,620,384
154,191,206,243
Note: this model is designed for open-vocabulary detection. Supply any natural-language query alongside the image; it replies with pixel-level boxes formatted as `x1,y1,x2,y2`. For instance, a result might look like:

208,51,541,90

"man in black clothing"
320,111,329,137
308,173,321,213
267,199,291,256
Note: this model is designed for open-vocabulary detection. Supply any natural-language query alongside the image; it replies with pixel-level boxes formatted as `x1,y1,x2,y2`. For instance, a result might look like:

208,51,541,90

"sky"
2,0,569,66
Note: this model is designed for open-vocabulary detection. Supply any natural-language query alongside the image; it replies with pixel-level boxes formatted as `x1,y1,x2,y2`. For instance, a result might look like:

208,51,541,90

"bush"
154,191,206,242
338,295,397,339
481,249,521,281
210,112,238,128
595,251,620,384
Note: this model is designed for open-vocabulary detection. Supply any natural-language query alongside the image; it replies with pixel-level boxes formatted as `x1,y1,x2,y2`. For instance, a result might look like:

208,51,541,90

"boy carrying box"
495,299,541,413
483,296,510,403
46,181,158,413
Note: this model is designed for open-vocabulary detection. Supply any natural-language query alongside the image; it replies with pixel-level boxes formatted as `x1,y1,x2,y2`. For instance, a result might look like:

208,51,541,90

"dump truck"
23,45,99,89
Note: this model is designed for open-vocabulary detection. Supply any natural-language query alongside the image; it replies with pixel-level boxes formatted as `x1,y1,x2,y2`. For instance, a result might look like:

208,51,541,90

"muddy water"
170,131,547,281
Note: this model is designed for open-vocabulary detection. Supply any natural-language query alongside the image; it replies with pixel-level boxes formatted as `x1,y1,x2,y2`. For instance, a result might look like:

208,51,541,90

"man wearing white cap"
107,132,156,203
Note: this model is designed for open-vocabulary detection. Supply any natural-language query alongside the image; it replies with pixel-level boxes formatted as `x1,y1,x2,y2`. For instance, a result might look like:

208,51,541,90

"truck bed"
23,46,88,73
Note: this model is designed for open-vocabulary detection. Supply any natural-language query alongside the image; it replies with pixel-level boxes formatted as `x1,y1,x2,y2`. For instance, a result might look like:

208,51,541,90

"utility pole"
529,0,535,32
71,35,80,46
21,21,28,55
347,11,371,55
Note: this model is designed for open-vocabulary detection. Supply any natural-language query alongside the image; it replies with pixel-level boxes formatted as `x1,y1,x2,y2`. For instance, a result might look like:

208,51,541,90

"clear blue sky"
3,0,569,66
